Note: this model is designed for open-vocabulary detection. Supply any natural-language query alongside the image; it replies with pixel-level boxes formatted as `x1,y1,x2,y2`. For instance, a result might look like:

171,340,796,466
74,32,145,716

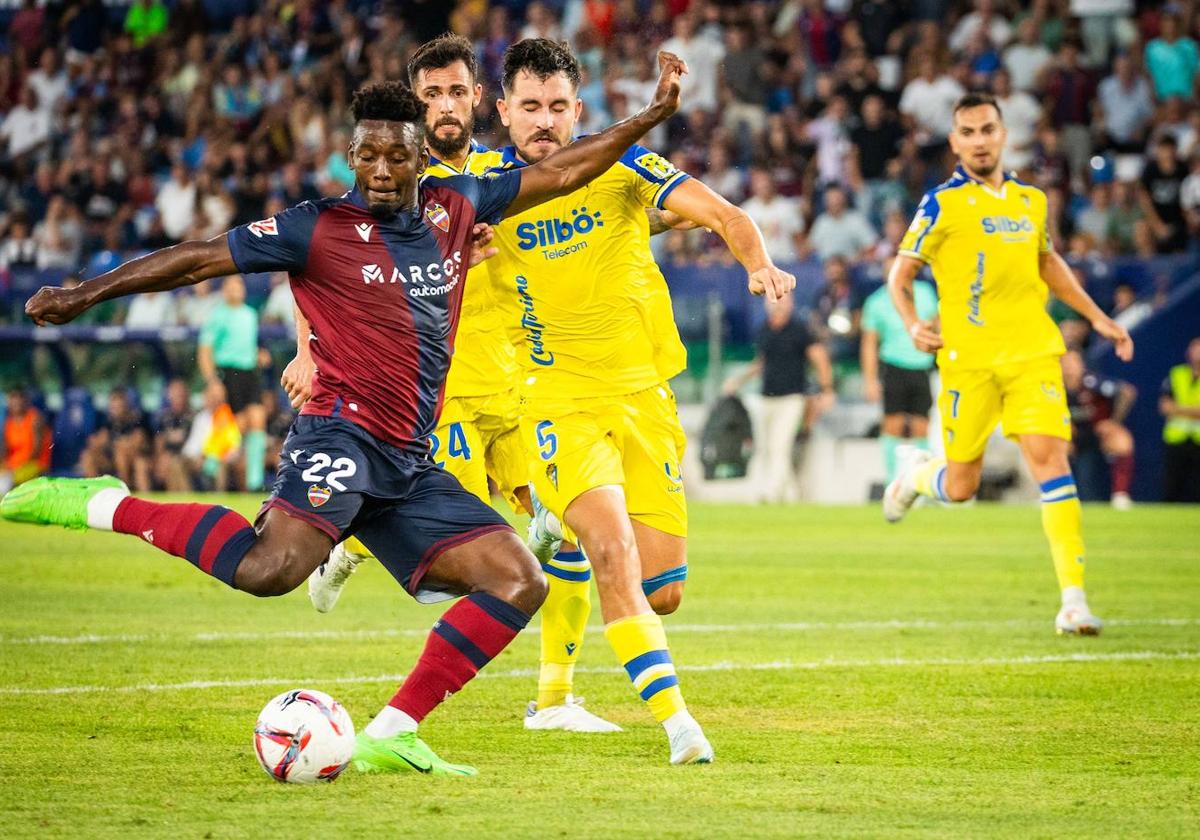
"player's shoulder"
1007,175,1047,205
919,168,973,208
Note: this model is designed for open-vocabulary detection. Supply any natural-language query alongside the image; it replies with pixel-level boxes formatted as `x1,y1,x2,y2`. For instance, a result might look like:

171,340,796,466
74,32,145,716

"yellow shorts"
433,389,526,512
522,382,688,539
940,355,1072,462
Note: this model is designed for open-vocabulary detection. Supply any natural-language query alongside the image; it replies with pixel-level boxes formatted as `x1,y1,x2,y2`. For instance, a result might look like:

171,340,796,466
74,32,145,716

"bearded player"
883,92,1133,635
478,38,793,763
2,60,688,773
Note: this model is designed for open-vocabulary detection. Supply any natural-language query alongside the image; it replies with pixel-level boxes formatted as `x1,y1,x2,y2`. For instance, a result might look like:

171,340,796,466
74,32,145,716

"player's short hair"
502,38,582,94
953,92,1003,121
407,33,478,86
350,82,427,132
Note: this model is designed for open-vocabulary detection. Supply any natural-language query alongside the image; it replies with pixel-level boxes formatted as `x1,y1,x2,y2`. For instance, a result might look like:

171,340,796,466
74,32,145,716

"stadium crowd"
1,0,1198,495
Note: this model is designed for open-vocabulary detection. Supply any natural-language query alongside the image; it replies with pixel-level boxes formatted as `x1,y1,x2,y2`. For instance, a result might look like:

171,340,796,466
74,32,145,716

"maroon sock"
113,497,256,587
1110,454,1134,496
389,592,532,722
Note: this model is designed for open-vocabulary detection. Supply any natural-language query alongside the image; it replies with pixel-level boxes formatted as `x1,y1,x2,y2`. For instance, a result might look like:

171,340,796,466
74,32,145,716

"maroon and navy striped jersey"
227,173,521,453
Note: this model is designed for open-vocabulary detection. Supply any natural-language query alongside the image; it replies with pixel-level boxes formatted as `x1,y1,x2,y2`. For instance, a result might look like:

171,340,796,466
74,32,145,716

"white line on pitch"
2,617,1197,647
1,649,1197,697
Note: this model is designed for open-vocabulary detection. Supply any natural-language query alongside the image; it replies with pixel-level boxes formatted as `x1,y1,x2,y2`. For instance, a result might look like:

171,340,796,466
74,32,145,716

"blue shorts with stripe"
259,415,513,602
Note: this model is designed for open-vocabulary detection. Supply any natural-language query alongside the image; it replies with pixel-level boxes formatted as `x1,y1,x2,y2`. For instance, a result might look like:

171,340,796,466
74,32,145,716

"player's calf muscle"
234,540,329,596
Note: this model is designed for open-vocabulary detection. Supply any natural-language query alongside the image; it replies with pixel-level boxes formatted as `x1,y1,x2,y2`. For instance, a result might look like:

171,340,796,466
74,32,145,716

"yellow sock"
1040,475,1086,590
604,612,686,723
537,550,591,709
343,535,375,558
912,455,950,500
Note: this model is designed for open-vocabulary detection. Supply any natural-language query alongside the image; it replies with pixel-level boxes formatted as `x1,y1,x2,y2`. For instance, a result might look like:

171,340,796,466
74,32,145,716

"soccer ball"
253,689,355,784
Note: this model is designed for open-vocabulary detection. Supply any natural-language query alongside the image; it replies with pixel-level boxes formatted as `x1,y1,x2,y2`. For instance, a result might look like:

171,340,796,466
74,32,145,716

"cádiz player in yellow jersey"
485,39,794,764
883,93,1133,635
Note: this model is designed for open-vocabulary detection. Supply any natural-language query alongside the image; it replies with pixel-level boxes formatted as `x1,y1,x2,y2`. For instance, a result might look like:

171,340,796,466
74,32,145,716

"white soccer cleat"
1055,604,1104,636
524,697,622,733
883,446,932,523
525,485,563,565
668,716,714,765
307,541,370,613
1111,491,1133,511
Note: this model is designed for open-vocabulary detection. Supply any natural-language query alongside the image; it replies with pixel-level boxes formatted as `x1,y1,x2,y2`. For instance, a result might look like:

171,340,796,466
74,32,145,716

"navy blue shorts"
259,415,513,602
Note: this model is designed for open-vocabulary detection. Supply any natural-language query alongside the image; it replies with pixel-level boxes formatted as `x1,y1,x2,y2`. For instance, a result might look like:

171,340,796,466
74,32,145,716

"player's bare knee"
234,546,304,597
581,533,637,575
944,475,979,503
481,544,546,615
648,582,684,615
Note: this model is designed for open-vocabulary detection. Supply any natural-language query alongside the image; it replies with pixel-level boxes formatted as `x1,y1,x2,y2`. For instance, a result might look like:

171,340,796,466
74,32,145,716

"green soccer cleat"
351,732,478,777
0,476,128,530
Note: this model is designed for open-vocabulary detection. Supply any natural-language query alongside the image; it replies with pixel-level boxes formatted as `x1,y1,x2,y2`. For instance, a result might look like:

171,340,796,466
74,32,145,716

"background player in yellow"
486,39,794,764
883,92,1133,636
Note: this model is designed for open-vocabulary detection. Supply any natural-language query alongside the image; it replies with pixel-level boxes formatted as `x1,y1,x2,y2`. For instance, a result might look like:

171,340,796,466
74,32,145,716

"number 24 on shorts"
429,422,472,468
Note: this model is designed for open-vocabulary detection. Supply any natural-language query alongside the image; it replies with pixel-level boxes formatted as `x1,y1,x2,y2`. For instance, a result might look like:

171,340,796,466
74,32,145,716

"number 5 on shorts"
536,420,557,461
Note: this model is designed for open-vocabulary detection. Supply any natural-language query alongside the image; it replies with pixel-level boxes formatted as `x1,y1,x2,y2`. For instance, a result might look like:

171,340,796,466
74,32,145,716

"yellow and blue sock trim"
623,649,680,703
542,549,591,582
642,564,688,597
1040,474,1078,503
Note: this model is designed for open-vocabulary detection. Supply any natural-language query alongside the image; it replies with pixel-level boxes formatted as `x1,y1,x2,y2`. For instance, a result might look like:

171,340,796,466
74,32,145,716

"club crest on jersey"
307,485,332,507
546,462,558,490
247,217,278,238
425,202,450,232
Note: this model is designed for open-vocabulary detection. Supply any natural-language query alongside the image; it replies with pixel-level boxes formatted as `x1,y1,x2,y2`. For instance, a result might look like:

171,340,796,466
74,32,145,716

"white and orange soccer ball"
253,689,355,784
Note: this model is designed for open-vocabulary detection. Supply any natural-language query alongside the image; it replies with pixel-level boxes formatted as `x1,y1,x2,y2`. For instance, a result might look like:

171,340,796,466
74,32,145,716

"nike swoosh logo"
391,750,432,773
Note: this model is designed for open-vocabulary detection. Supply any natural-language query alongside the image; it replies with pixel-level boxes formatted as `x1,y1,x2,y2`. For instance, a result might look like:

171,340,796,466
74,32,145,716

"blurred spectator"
8,0,45,55
739,169,805,265
949,0,1013,54
720,25,767,137
1,389,51,494
992,69,1042,172
80,389,151,491
1160,337,1200,503
199,276,266,491
178,279,220,329
702,144,746,204
1111,282,1153,331
850,95,903,184
1108,180,1145,254
33,196,84,271
261,387,296,479
1042,39,1095,176
1075,183,1116,249
261,274,297,333
813,255,862,364
124,291,178,329
0,213,39,273
1181,151,1200,238
808,187,877,263
1004,16,1054,92
1,86,51,159
1096,53,1155,153
1062,348,1136,508
27,48,68,118
660,13,724,116
1144,14,1199,102
181,379,238,492
152,378,195,492
723,295,834,503
861,272,937,483
899,55,965,148
156,164,198,242
1139,136,1188,253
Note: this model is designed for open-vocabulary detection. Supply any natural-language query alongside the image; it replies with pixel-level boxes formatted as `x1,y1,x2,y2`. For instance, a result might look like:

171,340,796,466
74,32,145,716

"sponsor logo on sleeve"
247,217,279,238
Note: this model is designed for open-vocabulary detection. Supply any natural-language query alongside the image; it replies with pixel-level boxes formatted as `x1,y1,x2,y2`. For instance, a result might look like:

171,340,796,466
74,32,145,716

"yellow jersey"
422,141,520,398
485,143,690,399
898,165,1065,370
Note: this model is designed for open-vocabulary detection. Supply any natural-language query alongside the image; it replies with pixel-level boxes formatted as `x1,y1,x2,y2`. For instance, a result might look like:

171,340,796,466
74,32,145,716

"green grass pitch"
1,499,1198,838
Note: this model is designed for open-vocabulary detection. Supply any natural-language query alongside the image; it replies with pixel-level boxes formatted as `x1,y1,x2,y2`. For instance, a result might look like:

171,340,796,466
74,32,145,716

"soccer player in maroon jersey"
1,54,746,776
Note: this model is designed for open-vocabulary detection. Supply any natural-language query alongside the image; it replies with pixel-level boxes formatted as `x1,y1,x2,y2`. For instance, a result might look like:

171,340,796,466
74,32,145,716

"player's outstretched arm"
660,177,795,302
25,236,237,326
1039,250,1134,361
505,51,687,216
887,254,943,353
